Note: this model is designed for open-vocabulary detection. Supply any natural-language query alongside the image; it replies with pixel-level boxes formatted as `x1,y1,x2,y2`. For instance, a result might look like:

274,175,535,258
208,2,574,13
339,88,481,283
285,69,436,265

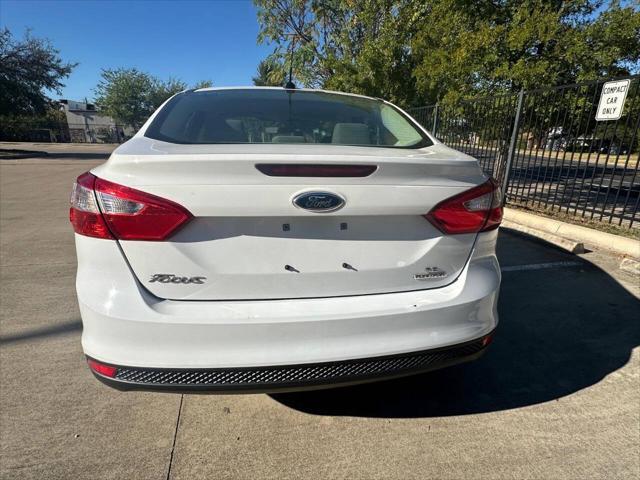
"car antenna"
284,33,297,90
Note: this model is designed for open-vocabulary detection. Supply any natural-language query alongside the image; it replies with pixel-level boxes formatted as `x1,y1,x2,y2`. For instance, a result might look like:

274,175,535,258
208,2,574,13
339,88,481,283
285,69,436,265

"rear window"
144,89,432,148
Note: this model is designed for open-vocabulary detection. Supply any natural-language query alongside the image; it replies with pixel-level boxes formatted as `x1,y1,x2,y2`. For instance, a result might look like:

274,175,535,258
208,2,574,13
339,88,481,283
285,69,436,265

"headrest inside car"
332,123,370,145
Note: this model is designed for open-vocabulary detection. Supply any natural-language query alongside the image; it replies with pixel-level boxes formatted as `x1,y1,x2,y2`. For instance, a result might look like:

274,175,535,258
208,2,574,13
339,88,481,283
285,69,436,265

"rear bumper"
88,333,492,393
76,230,500,388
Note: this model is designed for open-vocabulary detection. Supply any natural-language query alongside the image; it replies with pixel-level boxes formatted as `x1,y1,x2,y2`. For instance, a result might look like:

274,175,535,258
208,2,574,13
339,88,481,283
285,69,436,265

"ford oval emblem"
292,191,345,212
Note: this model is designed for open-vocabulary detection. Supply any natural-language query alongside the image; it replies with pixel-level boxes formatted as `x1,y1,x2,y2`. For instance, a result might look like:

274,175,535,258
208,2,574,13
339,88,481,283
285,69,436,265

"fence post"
502,89,525,203
432,103,439,137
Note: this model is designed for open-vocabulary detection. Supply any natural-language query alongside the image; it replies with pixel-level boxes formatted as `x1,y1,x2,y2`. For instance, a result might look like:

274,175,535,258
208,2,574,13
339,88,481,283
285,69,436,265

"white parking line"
501,261,583,272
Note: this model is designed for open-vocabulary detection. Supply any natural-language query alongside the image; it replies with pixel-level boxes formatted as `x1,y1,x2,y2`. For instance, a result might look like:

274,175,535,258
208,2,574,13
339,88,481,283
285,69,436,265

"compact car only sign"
596,79,630,121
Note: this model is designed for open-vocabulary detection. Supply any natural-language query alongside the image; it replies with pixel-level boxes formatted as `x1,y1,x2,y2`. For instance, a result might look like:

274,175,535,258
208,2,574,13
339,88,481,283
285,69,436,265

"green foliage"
93,68,212,128
148,77,188,111
0,28,77,115
0,104,69,142
93,68,157,129
252,58,285,86
193,79,214,89
413,0,640,105
322,0,422,105
253,0,640,106
254,0,421,101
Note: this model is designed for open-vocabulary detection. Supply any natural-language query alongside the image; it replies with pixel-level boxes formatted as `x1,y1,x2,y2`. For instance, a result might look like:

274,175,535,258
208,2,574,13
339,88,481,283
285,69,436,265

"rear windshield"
144,89,432,148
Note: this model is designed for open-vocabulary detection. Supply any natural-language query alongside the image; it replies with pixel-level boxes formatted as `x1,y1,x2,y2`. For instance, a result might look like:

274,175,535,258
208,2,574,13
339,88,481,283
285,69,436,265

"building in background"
59,100,132,143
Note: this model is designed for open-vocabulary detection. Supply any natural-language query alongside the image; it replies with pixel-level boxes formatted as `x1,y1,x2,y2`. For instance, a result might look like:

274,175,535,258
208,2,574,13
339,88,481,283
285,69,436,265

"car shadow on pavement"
271,231,640,417
0,320,82,345
42,152,111,160
0,150,110,160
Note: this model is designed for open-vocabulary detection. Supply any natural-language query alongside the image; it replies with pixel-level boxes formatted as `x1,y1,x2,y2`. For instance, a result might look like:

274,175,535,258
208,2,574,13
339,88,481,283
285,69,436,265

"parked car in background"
544,131,568,151
565,136,596,152
70,87,502,392
598,139,631,155
564,136,633,155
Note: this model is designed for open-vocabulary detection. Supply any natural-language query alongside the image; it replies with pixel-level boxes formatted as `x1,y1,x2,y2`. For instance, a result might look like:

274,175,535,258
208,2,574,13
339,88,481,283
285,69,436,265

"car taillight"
70,172,192,241
87,358,117,378
424,178,503,234
69,172,114,239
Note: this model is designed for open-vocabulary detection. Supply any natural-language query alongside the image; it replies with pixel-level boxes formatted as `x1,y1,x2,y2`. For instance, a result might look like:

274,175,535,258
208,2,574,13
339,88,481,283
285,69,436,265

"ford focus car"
70,87,502,392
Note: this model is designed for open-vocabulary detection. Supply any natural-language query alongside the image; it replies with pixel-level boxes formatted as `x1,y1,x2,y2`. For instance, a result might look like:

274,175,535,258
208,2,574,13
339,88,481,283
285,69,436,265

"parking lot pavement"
1,159,639,480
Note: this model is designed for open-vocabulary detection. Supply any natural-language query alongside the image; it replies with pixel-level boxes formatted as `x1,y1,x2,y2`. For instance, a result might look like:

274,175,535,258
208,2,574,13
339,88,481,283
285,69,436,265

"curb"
620,257,640,276
503,208,640,259
501,220,585,254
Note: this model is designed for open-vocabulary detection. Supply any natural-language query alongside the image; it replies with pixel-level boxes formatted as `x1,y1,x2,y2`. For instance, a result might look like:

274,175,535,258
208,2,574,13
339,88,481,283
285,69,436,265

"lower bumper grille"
91,335,490,392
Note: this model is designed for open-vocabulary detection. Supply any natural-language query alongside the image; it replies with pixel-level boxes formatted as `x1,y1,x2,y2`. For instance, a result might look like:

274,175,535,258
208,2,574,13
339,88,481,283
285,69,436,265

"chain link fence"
408,75,640,229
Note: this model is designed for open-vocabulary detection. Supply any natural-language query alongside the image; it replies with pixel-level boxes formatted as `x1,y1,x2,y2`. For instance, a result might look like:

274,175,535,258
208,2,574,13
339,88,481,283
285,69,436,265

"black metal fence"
0,122,129,144
408,75,640,229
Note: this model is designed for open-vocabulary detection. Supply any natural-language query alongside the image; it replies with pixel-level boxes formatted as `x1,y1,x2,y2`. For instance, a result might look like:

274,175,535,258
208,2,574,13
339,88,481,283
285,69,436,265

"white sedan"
70,87,501,392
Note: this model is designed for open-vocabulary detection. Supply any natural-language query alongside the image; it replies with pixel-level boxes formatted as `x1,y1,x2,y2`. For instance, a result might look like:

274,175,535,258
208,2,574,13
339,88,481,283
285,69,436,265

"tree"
253,0,640,106
94,68,213,128
0,28,77,115
148,77,187,111
193,79,214,89
252,58,285,86
253,0,461,104
411,0,640,104
93,68,156,129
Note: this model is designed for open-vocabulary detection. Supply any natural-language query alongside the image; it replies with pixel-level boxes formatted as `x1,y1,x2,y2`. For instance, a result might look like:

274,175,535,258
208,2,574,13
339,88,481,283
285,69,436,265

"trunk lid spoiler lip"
111,137,475,162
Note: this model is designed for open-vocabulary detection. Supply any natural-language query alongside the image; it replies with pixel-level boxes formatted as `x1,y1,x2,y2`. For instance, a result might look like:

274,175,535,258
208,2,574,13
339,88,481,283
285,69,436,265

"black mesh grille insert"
113,339,485,387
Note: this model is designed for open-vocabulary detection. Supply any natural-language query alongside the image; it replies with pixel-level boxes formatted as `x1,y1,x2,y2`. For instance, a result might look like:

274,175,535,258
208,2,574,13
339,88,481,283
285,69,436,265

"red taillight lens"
69,172,114,239
481,333,493,347
87,358,117,378
256,164,377,177
424,178,503,234
70,172,192,241
94,177,192,240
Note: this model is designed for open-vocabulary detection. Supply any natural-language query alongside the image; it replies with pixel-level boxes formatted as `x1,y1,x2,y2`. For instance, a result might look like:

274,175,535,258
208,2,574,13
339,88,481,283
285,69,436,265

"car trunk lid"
93,140,487,300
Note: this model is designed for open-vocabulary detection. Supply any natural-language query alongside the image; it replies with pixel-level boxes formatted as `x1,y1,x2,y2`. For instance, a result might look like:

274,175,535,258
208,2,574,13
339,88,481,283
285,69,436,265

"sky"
0,0,274,101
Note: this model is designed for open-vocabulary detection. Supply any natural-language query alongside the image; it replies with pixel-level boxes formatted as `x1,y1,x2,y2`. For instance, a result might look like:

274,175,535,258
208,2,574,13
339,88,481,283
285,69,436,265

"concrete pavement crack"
166,394,184,480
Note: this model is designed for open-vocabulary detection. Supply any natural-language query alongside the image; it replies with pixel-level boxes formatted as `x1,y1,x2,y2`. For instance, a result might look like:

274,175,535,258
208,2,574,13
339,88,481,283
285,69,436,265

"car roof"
190,86,383,103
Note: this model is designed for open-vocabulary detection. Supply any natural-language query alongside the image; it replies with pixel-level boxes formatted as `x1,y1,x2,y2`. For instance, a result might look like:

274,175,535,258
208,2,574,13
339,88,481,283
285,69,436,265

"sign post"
595,79,630,121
